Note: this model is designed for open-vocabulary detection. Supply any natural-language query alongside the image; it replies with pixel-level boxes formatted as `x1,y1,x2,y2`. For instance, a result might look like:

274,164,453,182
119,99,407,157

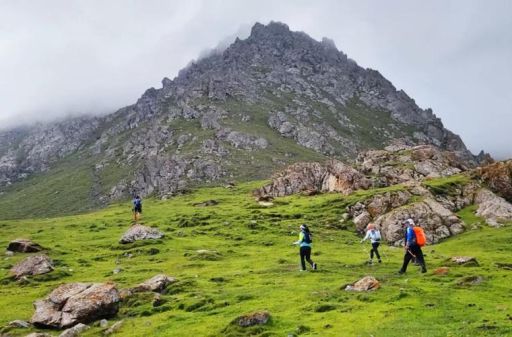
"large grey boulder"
10,254,54,279
374,197,464,245
31,283,119,329
474,189,512,227
119,224,164,244
7,239,44,253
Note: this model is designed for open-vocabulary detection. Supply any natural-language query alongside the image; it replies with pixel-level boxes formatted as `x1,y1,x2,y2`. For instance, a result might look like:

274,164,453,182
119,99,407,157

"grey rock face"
10,254,54,279
119,224,164,244
31,283,119,329
7,239,44,253
475,189,512,227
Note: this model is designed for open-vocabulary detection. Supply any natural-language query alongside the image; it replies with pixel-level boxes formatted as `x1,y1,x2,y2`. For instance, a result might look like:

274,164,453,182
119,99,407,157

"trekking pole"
407,249,416,258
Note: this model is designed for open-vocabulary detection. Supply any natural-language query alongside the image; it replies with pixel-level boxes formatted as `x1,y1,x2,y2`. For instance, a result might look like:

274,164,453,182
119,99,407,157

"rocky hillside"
0,22,484,218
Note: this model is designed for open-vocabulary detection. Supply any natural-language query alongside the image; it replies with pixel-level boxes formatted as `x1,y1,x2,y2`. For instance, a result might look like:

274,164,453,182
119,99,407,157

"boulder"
374,197,464,245
254,160,371,198
235,311,271,327
450,256,479,266
474,160,512,202
7,239,44,253
31,283,119,329
10,255,54,279
353,211,371,232
456,275,484,286
59,323,90,337
345,276,380,291
119,224,164,244
474,189,512,227
131,274,176,293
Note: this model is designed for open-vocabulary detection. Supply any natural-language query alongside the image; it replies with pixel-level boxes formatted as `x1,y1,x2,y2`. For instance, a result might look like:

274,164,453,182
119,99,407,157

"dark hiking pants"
400,243,426,272
371,242,381,260
300,246,314,270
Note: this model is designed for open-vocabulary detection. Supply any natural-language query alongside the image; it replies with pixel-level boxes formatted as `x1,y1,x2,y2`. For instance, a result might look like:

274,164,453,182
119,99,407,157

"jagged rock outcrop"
474,160,512,202
31,283,119,329
119,224,164,244
10,255,54,279
254,160,371,198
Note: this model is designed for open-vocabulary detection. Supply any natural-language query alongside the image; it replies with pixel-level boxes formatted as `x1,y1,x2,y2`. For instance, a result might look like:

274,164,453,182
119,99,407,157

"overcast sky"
1,0,511,158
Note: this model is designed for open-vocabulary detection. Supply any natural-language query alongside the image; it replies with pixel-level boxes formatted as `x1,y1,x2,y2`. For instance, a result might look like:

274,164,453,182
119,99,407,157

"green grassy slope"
1,181,511,337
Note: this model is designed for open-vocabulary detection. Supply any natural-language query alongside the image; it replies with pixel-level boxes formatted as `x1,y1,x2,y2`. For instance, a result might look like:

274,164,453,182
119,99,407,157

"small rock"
7,239,44,253
192,200,219,207
5,250,14,256
236,311,271,327
457,276,484,286
345,276,380,292
99,319,109,328
25,333,53,337
8,319,30,328
10,255,54,279
59,323,90,337
131,274,176,293
152,293,164,307
104,320,123,335
119,224,164,244
433,267,450,275
112,268,122,274
450,256,479,266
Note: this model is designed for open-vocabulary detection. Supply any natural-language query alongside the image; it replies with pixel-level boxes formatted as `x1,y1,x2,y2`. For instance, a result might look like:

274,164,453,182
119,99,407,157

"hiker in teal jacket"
293,224,317,271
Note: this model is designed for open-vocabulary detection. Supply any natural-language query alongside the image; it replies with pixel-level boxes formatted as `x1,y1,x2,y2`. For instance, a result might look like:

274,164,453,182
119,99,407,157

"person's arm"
361,231,370,243
293,232,304,245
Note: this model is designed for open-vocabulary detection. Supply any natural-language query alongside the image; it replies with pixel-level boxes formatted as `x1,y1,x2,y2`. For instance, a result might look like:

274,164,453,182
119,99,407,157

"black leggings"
400,244,426,272
370,242,381,260
300,246,315,270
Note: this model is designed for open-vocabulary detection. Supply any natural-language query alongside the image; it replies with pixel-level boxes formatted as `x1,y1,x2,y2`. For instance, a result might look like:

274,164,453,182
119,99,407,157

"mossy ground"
0,181,511,336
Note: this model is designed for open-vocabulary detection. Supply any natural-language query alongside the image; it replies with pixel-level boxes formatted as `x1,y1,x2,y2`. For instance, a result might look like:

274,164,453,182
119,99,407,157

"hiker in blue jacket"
132,195,142,222
293,224,317,271
398,219,427,274
361,223,382,264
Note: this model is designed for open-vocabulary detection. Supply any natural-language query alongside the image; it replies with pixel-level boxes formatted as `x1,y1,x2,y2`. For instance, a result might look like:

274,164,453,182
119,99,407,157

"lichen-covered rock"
31,283,119,329
345,276,380,291
10,254,54,279
450,256,479,266
119,224,164,244
7,239,44,253
474,189,512,227
132,274,176,293
8,319,30,328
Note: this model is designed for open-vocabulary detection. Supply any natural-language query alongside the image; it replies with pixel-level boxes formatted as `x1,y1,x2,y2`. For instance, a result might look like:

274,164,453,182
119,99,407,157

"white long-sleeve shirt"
362,229,381,244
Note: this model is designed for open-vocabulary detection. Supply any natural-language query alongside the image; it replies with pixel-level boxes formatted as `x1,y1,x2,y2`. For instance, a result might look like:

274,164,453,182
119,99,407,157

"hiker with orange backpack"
398,219,427,274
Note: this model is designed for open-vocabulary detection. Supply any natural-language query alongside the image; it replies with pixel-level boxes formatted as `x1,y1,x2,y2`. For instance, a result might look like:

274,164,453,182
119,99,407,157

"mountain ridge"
0,21,487,217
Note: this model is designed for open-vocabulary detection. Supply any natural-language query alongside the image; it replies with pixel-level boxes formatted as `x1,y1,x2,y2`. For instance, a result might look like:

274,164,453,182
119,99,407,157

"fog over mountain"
1,0,511,158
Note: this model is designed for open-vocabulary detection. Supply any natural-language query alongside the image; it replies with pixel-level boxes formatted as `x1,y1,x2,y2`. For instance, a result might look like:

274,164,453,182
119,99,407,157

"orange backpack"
413,226,426,247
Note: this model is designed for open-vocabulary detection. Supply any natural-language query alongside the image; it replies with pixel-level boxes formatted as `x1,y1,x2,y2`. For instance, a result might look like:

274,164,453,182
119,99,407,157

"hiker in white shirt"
360,223,382,264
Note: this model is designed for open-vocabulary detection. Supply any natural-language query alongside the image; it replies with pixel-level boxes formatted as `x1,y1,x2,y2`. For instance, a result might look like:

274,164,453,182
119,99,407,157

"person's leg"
305,247,314,267
412,245,427,272
373,242,381,261
299,247,307,270
370,246,374,259
399,250,413,273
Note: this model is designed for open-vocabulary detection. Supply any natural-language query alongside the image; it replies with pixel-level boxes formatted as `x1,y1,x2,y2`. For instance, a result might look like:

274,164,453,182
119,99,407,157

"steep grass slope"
1,181,511,337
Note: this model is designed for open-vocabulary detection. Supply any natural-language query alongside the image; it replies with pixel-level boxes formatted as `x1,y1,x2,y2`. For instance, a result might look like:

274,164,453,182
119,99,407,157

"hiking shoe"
378,259,382,263
368,260,373,265
397,270,405,275
421,267,427,273
313,263,317,270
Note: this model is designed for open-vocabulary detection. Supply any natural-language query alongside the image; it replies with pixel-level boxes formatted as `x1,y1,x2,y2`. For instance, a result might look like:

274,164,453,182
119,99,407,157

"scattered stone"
31,283,120,329
59,323,90,337
345,276,380,292
192,200,219,207
258,201,274,207
132,274,176,293
8,320,30,328
104,320,123,335
433,267,450,275
450,256,479,266
119,224,164,244
235,311,271,327
10,255,54,279
7,239,44,253
457,276,484,286
5,250,14,257
112,268,122,274
495,263,512,270
25,333,53,337
152,293,164,307
99,319,109,328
